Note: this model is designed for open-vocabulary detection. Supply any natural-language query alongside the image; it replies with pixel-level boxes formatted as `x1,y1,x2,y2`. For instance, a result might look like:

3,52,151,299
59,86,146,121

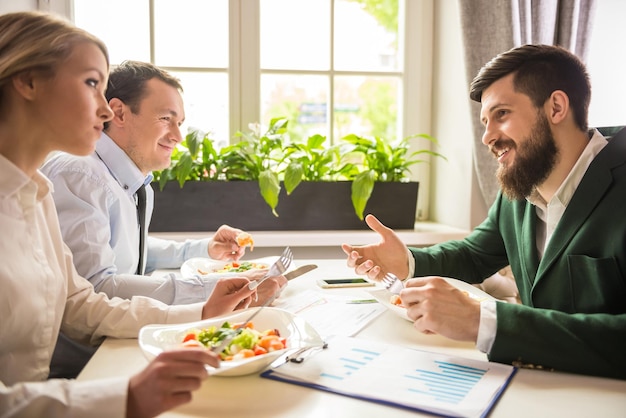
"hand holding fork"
381,272,405,295
248,247,293,290
211,247,293,355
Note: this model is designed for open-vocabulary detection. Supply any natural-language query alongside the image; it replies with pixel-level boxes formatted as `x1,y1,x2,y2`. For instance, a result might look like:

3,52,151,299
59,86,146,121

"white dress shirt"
41,133,218,305
0,154,202,417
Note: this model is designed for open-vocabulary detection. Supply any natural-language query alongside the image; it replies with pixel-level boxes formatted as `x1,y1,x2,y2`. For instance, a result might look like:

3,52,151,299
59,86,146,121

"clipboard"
262,336,516,418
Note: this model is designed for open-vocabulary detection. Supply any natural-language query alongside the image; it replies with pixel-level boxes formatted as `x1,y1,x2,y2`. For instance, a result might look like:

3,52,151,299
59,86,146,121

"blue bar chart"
404,360,487,404
263,336,516,417
320,347,381,380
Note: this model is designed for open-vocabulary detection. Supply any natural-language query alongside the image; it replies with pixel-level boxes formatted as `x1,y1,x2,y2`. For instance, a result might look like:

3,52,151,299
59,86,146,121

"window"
72,0,422,147
72,0,435,220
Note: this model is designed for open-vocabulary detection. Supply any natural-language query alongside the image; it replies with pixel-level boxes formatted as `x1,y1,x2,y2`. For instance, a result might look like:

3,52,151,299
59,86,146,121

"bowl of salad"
138,307,324,376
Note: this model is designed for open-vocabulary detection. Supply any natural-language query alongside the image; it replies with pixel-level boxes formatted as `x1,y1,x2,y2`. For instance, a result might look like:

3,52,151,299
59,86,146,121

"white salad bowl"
138,307,324,376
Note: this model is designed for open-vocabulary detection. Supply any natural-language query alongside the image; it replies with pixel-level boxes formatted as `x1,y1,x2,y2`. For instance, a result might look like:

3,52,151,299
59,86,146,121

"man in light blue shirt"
42,61,286,377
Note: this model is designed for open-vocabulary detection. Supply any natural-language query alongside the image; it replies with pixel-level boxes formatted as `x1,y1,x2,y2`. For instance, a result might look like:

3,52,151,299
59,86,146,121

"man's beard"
495,113,559,200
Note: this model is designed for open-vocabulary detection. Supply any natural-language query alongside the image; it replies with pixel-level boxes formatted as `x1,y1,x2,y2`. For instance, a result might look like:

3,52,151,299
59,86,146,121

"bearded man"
341,44,626,380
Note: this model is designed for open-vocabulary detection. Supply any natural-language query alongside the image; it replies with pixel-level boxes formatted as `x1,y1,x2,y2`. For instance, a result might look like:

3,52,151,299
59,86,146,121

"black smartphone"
316,278,375,288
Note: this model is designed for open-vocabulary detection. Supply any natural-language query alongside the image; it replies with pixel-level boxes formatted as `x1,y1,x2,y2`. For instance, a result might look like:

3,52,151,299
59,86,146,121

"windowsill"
150,221,469,248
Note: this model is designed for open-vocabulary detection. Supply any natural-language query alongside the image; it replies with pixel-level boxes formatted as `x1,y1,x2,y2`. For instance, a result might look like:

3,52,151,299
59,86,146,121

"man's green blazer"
410,128,626,380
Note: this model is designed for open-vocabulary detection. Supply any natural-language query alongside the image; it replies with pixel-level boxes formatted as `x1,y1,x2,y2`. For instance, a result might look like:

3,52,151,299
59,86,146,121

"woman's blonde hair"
0,11,109,102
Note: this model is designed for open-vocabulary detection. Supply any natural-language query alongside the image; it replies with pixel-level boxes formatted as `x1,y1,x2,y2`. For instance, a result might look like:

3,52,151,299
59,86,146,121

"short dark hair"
104,60,183,129
469,44,591,131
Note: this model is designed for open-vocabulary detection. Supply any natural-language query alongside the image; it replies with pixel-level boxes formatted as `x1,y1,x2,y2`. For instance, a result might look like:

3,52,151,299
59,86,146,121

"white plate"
368,277,497,322
180,256,276,279
138,307,324,376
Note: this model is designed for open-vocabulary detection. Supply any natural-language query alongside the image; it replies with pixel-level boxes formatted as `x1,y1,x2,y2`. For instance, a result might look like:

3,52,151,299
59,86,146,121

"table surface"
77,259,626,418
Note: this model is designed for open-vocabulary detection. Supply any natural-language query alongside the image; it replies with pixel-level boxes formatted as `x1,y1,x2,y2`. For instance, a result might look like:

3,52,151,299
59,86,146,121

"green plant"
340,133,446,219
153,117,446,220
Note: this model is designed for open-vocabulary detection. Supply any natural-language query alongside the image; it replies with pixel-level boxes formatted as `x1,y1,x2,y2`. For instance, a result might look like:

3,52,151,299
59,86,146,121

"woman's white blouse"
0,155,202,417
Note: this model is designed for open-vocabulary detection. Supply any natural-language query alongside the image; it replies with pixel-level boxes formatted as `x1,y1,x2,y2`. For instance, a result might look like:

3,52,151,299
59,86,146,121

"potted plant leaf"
151,118,446,231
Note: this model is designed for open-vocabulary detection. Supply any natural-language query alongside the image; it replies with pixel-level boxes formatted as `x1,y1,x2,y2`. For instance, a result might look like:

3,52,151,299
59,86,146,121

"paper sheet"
272,289,386,339
263,335,516,418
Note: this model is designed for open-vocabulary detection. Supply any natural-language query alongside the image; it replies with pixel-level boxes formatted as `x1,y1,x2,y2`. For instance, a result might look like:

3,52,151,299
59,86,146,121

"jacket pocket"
567,254,626,313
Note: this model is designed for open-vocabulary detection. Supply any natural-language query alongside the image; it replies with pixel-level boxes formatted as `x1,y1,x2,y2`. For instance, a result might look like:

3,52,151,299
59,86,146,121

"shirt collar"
0,154,52,201
528,129,608,209
95,132,153,195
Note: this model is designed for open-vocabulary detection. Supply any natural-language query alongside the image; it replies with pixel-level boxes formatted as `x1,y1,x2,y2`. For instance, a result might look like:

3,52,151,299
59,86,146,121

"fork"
381,272,404,295
247,247,293,290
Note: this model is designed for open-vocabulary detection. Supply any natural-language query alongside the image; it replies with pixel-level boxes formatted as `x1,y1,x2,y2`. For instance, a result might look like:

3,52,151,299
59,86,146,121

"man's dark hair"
469,44,591,131
104,60,183,130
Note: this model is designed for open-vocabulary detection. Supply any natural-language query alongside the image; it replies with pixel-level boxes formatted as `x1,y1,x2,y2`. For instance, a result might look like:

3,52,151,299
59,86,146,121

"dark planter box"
149,181,418,231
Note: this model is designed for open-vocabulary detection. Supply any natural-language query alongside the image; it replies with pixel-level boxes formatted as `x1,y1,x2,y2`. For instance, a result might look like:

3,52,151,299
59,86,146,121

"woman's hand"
201,277,256,318
126,348,218,418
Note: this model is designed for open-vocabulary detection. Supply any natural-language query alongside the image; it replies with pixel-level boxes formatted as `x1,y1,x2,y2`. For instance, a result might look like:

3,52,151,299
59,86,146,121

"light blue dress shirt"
41,133,217,305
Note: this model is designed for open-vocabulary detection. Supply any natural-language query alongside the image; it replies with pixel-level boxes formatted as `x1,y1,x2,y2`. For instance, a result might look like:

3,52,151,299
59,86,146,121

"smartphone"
317,278,375,288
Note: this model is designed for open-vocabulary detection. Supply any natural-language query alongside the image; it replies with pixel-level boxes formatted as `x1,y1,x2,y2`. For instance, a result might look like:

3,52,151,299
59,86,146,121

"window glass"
74,0,150,64
172,71,229,144
154,0,228,68
334,0,400,71
260,0,330,70
261,74,329,141
334,75,399,139
260,0,402,143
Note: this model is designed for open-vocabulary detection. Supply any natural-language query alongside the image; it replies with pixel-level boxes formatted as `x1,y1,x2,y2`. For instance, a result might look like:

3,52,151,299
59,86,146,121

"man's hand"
342,214,410,281
208,225,246,261
402,277,481,342
127,348,218,418
201,277,256,319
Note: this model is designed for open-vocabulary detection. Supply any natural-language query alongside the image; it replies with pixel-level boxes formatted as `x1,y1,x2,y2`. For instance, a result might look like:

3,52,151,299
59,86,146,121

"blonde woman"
0,11,256,417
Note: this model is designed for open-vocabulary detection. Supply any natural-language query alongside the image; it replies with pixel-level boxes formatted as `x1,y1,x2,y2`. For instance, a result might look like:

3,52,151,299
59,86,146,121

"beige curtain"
458,0,598,207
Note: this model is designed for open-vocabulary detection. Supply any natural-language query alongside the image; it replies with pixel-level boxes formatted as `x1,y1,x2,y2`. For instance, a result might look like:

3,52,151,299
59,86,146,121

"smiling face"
112,78,185,175
35,41,113,156
480,73,559,200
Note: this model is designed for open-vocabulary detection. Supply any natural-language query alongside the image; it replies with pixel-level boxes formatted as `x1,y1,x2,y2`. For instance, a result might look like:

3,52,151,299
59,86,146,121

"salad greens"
185,321,285,361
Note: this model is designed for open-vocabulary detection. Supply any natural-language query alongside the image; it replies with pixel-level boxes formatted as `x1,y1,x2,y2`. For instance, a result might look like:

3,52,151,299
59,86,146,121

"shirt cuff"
476,299,497,353
405,248,414,280
70,377,129,417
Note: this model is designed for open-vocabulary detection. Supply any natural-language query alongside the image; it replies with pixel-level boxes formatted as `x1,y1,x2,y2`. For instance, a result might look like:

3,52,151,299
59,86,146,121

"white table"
77,259,626,418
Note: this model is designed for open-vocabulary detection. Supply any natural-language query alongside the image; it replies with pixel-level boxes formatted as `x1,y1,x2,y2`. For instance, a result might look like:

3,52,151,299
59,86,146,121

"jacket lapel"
519,204,540,292
534,132,625,285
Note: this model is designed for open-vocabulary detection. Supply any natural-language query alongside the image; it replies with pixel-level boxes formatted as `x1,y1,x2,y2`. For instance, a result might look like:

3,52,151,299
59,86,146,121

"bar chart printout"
262,336,516,418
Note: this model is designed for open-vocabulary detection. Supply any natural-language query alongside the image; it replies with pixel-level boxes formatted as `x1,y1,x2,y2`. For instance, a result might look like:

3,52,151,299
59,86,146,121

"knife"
284,264,317,280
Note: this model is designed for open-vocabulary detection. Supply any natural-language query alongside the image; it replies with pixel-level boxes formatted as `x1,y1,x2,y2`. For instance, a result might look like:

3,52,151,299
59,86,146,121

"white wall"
429,0,487,230
0,0,70,16
0,0,36,13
